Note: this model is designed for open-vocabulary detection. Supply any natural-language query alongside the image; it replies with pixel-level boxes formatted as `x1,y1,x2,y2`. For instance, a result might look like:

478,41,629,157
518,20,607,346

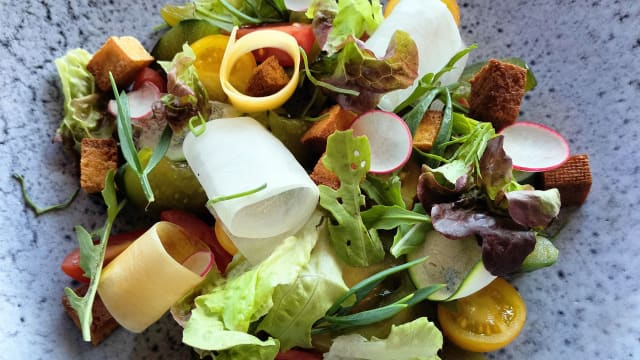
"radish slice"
108,81,161,121
499,121,570,172
182,251,215,277
284,0,311,11
350,110,413,174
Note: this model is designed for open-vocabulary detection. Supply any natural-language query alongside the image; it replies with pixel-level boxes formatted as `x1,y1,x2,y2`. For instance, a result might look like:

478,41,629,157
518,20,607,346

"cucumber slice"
407,230,496,301
520,235,558,272
151,19,220,61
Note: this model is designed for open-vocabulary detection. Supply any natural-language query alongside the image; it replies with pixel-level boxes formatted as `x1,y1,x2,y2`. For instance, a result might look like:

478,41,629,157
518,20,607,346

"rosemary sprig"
13,174,79,216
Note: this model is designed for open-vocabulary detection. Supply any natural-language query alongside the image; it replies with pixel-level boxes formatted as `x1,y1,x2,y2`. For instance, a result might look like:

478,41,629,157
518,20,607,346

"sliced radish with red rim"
107,81,161,121
499,121,570,172
350,110,413,174
182,251,215,277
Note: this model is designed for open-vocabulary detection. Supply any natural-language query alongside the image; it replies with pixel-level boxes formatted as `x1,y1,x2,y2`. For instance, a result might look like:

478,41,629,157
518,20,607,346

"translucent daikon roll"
183,117,319,245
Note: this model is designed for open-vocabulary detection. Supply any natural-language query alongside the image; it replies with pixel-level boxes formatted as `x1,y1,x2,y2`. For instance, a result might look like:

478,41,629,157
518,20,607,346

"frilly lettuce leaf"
182,213,322,352
318,130,385,267
157,44,209,130
505,188,561,228
478,136,513,200
317,31,418,113
54,48,112,152
431,202,536,277
257,222,348,350
306,0,383,55
323,317,443,360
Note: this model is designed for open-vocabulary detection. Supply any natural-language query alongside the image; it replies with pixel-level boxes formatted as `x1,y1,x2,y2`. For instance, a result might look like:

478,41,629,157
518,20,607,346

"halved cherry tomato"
160,210,233,272
132,67,166,93
190,34,256,101
275,349,322,360
236,23,315,67
437,277,527,353
61,228,147,283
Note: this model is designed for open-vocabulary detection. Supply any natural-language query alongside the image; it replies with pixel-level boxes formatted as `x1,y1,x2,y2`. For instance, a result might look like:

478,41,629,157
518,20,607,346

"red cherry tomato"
61,228,147,283
132,67,166,93
236,23,315,67
275,349,322,360
160,210,233,273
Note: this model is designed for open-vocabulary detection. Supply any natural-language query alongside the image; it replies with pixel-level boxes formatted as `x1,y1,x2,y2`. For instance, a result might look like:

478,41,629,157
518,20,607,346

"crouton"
469,59,527,131
62,285,120,346
542,154,592,206
413,110,443,151
87,36,154,92
310,155,340,190
300,105,357,154
80,138,118,194
245,55,290,97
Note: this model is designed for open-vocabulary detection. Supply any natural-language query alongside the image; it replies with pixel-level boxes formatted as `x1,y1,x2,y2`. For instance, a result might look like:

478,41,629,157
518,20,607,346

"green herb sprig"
206,183,268,206
13,174,79,215
312,257,444,334
109,73,172,205
63,170,124,342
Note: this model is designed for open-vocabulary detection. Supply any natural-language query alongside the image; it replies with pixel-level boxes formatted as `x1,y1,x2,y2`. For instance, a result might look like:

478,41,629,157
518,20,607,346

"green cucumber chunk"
407,230,495,301
520,235,559,272
151,19,220,61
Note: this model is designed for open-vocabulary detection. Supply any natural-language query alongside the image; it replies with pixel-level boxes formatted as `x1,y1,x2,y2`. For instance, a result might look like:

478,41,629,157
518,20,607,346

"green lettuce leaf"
257,222,348,350
317,31,418,113
182,213,322,351
54,48,112,152
361,174,405,208
306,0,383,55
390,204,432,258
323,317,443,360
318,130,384,267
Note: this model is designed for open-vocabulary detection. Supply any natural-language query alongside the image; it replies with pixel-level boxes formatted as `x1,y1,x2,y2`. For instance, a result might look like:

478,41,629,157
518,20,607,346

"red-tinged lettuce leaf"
319,31,418,113
505,188,561,228
417,161,470,210
431,202,536,277
479,136,513,200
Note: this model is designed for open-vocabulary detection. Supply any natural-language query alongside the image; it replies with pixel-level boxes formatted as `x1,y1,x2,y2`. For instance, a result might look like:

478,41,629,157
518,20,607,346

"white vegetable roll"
183,117,319,247
365,0,466,111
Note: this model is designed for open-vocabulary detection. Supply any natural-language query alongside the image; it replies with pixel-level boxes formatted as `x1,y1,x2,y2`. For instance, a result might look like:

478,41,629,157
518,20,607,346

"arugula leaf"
361,174,405,208
391,204,433,257
63,171,125,342
318,130,384,267
361,205,429,230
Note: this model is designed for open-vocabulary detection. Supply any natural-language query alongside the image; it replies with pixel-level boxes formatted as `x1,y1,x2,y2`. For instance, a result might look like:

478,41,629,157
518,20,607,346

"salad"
35,0,593,358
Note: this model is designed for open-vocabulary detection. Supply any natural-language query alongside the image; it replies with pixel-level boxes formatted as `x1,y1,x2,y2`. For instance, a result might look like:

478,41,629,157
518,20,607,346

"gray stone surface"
0,0,638,359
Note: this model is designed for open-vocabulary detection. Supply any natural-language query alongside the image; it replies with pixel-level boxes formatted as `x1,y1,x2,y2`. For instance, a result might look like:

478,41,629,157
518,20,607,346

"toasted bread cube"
80,138,118,194
300,105,357,154
87,36,154,91
310,155,340,190
469,59,527,131
413,110,443,151
62,285,120,346
245,55,290,97
542,154,592,206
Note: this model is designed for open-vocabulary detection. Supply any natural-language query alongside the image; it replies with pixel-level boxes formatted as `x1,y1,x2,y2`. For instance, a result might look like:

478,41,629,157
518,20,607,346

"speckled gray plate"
1,1,638,359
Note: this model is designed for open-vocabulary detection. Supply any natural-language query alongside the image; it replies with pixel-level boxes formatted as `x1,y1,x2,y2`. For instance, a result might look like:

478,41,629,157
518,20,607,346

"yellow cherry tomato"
384,0,460,26
190,34,256,102
214,221,238,256
437,278,527,353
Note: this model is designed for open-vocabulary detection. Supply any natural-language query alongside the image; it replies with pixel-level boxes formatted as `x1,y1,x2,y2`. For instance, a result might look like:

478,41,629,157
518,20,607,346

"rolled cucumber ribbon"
98,222,211,333
183,117,320,263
